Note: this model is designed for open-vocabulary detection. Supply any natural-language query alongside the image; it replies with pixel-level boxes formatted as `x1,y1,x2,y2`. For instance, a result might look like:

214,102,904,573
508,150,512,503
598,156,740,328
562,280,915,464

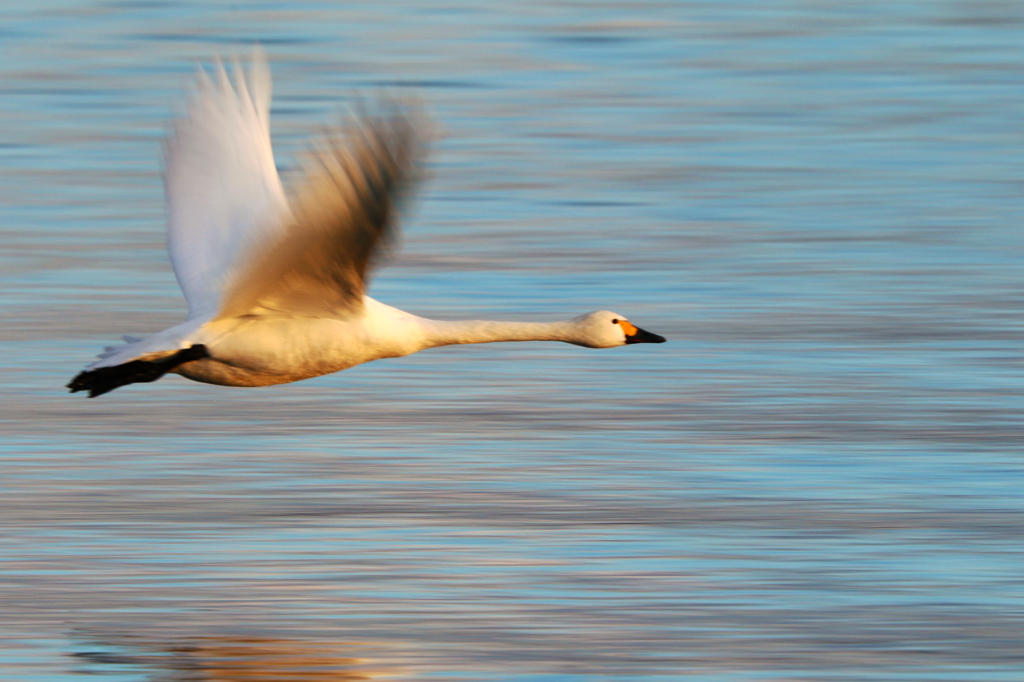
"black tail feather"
67,345,210,398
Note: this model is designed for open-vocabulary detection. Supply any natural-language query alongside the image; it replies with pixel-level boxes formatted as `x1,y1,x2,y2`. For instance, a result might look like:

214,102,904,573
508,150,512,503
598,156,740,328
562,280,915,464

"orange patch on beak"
618,320,639,336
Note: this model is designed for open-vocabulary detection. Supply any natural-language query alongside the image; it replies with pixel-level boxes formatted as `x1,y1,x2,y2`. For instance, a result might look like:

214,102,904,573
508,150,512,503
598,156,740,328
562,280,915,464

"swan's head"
572,311,667,348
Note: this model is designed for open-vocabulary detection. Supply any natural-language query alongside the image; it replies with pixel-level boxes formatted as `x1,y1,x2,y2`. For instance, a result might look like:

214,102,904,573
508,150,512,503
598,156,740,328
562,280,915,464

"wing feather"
216,104,428,319
165,49,288,319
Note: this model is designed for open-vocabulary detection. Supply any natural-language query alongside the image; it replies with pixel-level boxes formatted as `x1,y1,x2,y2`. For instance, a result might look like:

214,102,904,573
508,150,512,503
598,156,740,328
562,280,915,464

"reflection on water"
2,1,1024,681
73,636,384,682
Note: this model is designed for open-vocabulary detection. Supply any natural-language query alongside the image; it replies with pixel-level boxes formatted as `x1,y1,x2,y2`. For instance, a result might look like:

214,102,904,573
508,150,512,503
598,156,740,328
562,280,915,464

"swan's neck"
418,318,577,349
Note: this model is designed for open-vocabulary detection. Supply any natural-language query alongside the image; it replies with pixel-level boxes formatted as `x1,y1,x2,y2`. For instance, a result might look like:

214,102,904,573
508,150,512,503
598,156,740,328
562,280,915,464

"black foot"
67,344,210,398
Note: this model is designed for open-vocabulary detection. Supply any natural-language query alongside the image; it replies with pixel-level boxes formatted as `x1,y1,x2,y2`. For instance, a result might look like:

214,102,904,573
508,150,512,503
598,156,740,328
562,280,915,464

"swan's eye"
611,319,619,324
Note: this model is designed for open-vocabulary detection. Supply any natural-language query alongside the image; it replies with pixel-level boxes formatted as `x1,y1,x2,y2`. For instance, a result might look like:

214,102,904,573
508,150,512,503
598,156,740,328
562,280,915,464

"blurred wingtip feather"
218,100,431,318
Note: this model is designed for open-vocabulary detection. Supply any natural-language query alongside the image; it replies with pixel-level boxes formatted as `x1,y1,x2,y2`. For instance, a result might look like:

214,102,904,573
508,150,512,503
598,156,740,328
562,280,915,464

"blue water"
2,1,1023,680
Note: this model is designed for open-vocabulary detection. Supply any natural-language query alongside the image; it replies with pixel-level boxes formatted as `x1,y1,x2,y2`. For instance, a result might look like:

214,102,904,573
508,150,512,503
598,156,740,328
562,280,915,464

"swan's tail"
67,345,210,398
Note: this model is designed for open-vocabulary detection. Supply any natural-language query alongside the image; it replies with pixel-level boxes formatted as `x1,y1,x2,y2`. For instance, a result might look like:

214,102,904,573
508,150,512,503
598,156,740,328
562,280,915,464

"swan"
67,52,665,398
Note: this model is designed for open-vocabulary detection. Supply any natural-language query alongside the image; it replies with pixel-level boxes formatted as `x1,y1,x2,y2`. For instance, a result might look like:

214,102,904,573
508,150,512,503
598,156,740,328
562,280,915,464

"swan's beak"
621,320,666,344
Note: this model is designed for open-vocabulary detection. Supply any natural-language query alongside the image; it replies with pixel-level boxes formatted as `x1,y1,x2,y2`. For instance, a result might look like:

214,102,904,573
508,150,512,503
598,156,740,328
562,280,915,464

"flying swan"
68,53,665,398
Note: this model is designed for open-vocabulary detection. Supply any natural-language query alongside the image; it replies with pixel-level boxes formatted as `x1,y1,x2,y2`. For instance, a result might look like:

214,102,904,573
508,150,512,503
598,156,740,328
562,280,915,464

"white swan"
68,53,665,398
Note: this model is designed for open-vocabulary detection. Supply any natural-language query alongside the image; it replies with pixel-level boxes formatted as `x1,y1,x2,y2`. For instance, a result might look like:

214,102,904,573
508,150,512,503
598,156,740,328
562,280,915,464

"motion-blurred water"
2,1,1023,680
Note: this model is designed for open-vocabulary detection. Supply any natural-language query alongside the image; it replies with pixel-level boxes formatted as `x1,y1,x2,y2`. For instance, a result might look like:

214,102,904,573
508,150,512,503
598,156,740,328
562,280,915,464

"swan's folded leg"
67,345,210,398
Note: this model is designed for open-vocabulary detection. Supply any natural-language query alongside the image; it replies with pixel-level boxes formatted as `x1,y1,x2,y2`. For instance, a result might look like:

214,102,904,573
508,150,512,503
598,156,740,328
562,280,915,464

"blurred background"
1,1,1023,680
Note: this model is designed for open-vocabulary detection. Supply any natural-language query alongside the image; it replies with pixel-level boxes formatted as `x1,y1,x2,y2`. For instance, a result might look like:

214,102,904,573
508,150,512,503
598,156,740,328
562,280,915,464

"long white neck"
418,318,579,349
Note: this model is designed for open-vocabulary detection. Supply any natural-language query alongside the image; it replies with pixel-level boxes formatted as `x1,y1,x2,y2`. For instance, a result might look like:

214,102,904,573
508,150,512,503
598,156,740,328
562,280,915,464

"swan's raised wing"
216,105,427,319
165,51,289,320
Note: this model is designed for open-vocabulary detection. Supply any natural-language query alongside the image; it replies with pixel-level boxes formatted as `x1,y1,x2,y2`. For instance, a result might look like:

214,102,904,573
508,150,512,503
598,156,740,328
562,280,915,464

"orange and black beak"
619,320,667,344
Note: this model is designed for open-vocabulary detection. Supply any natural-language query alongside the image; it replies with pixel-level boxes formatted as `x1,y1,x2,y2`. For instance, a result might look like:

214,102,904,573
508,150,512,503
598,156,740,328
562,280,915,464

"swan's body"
68,53,664,398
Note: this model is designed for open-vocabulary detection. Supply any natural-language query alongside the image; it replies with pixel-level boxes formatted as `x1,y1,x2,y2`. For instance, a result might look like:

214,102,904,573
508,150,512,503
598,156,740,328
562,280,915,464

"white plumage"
68,52,664,397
